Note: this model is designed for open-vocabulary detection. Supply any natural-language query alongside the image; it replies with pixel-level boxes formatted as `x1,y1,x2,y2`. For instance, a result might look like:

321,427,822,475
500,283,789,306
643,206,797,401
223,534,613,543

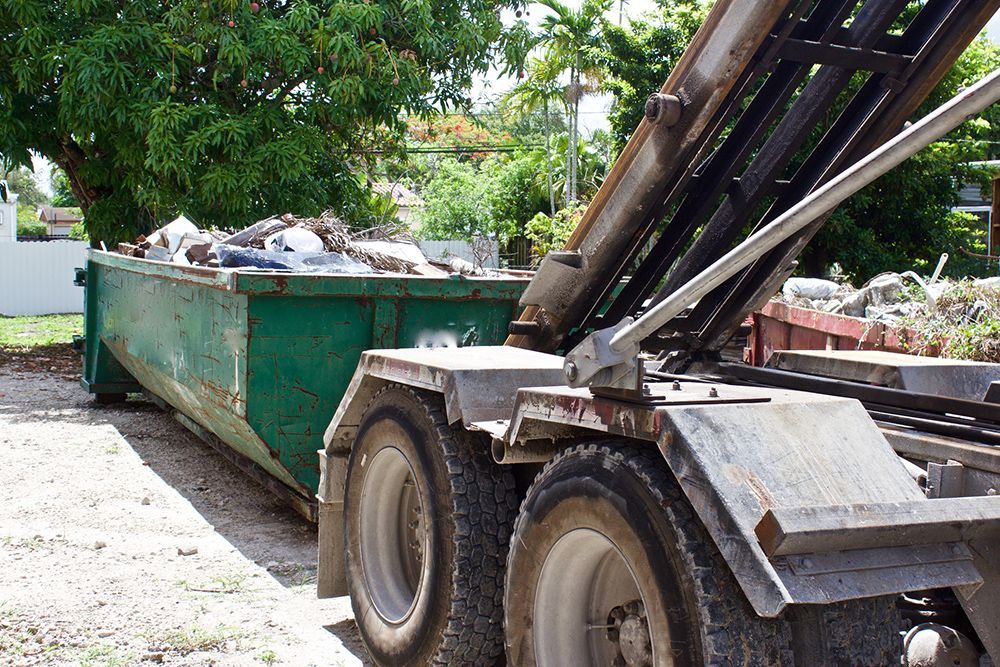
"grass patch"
78,645,134,667
0,314,82,350
151,624,244,655
178,572,252,594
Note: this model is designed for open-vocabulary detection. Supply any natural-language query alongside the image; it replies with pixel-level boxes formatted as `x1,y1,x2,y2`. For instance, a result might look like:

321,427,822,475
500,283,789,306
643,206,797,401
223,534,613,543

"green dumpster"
80,250,529,518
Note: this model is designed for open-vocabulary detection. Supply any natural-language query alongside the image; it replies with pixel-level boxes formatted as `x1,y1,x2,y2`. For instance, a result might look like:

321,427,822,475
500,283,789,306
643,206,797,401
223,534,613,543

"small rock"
94,541,107,550
177,546,198,556
97,630,113,638
865,273,904,308
143,653,165,663
141,497,151,506
840,288,868,317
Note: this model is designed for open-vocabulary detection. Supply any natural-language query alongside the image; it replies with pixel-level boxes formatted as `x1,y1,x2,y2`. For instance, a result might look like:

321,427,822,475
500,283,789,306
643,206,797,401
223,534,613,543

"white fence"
418,239,499,269
0,241,89,316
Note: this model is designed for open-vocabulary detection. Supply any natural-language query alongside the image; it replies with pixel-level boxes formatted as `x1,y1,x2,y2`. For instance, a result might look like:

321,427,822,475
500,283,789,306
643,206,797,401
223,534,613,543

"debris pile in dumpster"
115,212,485,276
777,271,1000,362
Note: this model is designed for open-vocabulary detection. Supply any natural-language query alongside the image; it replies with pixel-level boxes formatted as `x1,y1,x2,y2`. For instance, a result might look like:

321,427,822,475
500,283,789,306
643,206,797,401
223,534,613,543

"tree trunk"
544,99,555,216
53,137,98,214
568,62,580,205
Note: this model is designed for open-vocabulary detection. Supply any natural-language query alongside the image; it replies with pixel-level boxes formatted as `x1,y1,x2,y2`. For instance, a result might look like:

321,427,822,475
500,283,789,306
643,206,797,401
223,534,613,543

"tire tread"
366,385,516,666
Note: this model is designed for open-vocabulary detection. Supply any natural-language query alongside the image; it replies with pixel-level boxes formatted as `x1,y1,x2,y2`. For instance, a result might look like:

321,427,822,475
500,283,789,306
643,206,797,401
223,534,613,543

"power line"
348,144,544,155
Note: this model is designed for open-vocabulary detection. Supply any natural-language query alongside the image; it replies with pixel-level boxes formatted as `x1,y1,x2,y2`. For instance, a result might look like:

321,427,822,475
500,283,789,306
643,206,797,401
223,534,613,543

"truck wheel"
344,384,516,666
505,442,793,666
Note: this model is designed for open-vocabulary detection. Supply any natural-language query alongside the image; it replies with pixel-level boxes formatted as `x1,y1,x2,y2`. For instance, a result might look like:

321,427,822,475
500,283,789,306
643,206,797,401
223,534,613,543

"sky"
27,6,1000,195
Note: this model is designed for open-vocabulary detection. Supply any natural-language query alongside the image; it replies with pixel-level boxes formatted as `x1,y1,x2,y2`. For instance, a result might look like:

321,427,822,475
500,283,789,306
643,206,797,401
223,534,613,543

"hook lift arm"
563,67,1000,392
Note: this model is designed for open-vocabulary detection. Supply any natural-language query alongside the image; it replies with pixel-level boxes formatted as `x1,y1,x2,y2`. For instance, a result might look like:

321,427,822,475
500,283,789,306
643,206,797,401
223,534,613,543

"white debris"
161,216,199,254
264,225,325,253
448,257,484,276
973,276,1000,290
353,240,427,266
782,277,841,301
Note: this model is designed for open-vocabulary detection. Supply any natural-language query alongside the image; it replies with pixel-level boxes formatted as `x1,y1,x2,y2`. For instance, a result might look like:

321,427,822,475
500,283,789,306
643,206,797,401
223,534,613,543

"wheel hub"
607,600,652,667
358,447,427,623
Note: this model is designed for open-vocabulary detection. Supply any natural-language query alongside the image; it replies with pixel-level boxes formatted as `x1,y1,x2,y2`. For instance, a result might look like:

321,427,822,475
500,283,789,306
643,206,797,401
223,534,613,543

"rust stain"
725,464,777,512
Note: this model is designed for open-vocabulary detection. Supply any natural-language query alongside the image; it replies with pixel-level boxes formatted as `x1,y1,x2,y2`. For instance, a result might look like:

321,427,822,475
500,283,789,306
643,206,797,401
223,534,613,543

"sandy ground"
0,366,371,666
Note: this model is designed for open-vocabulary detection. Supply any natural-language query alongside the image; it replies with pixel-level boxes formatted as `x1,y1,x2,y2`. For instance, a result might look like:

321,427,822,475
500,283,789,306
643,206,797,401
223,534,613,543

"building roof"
38,206,82,224
370,182,424,208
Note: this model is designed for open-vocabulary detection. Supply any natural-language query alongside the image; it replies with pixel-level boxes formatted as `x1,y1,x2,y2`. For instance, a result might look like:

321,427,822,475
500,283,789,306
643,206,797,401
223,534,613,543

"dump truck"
316,1,1000,664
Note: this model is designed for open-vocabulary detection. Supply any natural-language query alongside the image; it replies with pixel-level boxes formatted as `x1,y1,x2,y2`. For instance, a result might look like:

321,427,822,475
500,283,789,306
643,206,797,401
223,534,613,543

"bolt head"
644,93,682,126
565,361,578,382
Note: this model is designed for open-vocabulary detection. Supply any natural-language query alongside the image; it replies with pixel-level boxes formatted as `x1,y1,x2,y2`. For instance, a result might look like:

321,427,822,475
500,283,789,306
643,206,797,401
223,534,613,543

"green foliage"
534,0,611,203
356,187,401,230
601,0,707,151
417,158,489,240
69,220,89,241
525,202,585,264
543,132,607,202
485,152,551,240
416,152,549,247
0,0,521,243
16,218,47,237
16,204,38,224
4,167,48,209
50,169,79,207
901,280,1000,362
805,37,1000,281
600,1,1000,281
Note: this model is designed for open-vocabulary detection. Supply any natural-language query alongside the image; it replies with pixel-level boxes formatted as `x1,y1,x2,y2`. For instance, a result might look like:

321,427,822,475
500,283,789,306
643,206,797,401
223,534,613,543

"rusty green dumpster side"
80,251,528,513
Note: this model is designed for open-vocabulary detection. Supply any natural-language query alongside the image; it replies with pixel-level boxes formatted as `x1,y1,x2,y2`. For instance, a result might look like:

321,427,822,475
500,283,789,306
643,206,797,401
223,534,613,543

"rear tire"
344,385,516,666
505,441,793,666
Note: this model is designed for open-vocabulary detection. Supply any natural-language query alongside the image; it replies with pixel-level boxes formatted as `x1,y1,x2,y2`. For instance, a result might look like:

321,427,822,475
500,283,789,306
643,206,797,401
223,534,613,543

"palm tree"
536,0,611,204
501,57,564,216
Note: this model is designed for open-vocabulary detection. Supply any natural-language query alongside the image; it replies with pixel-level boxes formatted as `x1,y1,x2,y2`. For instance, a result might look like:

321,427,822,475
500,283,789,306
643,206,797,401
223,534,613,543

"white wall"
0,194,17,243
0,241,88,315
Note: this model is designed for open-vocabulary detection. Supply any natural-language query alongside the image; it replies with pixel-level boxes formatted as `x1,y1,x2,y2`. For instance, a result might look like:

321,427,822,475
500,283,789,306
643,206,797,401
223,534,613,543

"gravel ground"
0,364,370,666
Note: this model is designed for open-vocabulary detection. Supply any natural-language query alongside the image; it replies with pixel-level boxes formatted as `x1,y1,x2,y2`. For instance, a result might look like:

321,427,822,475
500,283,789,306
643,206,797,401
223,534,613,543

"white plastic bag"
781,277,841,301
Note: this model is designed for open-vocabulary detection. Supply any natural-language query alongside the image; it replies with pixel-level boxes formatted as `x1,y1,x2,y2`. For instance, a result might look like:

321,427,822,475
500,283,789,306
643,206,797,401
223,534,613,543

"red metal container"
746,301,941,366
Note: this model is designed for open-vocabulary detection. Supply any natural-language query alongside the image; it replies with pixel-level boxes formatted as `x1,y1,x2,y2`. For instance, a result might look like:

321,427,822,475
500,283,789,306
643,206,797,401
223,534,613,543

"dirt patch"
0,367,368,666
0,343,79,379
